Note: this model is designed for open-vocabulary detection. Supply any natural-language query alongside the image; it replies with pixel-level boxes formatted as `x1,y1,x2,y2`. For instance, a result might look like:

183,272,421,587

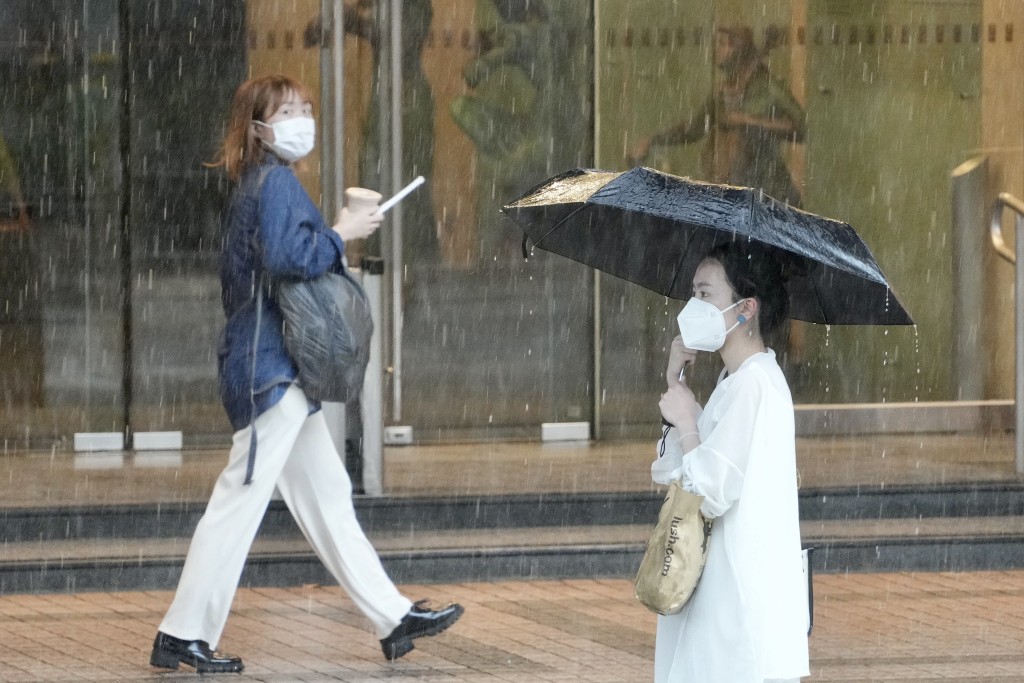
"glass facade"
383,0,596,441
1,1,246,449
0,0,1002,452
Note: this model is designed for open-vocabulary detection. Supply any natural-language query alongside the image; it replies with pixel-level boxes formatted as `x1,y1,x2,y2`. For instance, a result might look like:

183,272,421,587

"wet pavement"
1,572,1023,681
0,433,1019,507
1,434,1022,680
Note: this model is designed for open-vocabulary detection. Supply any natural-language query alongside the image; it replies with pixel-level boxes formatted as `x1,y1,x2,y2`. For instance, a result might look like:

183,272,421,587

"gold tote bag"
634,480,713,615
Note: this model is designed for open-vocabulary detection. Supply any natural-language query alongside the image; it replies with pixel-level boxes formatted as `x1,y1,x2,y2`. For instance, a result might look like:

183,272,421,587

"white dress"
650,350,809,683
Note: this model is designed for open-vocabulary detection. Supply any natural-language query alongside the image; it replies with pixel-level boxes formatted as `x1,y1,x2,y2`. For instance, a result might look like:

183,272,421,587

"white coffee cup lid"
345,187,382,201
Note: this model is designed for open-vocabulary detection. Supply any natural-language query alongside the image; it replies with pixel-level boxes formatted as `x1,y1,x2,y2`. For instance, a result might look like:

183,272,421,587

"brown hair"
208,75,313,181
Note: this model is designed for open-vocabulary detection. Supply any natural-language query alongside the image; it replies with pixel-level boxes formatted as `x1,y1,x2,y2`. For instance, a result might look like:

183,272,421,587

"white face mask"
677,297,747,352
254,117,315,162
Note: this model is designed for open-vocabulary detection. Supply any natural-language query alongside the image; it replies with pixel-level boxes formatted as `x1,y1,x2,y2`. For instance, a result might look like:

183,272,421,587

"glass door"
2,1,131,448
354,0,597,442
799,0,982,403
593,0,984,431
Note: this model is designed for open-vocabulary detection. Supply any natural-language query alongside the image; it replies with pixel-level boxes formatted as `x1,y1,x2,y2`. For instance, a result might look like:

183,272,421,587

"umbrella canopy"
501,166,913,326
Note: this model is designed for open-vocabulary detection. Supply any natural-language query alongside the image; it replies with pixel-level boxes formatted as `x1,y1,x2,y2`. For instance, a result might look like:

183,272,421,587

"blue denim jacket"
217,156,346,443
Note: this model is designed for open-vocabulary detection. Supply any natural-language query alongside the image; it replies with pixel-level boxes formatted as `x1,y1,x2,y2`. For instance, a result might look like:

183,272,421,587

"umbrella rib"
810,277,830,324
533,204,590,247
665,250,687,300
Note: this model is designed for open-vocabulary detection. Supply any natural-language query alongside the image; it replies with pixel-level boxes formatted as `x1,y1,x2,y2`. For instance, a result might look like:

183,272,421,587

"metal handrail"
991,192,1024,263
990,192,1024,474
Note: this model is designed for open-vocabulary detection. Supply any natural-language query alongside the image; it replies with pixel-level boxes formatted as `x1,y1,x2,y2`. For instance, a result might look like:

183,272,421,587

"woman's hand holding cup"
334,187,383,241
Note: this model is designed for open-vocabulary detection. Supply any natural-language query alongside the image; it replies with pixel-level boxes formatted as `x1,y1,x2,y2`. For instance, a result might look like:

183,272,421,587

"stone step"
799,482,1024,520
4,483,1024,544
3,517,1024,594
0,525,647,594
805,516,1024,573
0,492,663,543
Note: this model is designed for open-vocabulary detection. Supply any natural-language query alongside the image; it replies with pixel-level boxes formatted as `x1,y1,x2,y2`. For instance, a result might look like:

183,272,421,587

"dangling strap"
244,282,264,485
243,165,274,486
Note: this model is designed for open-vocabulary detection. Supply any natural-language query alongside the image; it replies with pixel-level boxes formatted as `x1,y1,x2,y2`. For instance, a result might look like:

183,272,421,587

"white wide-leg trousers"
159,384,411,648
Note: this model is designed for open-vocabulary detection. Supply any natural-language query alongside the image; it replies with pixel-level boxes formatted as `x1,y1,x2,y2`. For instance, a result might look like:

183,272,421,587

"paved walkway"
1,571,1023,681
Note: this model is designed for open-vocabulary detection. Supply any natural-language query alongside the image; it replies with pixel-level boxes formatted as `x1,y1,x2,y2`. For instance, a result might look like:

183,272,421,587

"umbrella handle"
660,368,688,428
521,234,531,260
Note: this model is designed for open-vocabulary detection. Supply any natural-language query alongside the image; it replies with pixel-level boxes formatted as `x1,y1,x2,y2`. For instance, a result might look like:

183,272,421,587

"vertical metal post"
593,271,602,439
319,0,345,221
950,156,987,400
361,257,386,496
319,0,350,458
389,0,404,422
1016,214,1024,474
78,2,93,413
117,0,134,447
591,4,603,440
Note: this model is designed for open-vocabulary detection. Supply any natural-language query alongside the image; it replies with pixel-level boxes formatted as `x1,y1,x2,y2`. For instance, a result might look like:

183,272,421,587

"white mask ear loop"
251,120,271,144
723,298,750,336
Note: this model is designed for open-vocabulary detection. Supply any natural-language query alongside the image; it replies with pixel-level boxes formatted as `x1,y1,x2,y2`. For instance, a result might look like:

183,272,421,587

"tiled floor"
1,572,1023,681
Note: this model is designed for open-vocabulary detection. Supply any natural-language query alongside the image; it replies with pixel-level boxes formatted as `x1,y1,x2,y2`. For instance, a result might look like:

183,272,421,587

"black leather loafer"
150,631,244,673
380,600,464,660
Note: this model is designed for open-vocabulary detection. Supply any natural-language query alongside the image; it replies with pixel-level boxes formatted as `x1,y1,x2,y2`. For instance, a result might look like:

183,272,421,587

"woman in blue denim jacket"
150,75,462,675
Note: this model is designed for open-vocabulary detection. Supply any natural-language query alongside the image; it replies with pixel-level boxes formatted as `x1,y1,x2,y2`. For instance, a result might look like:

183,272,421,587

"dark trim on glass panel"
118,0,133,448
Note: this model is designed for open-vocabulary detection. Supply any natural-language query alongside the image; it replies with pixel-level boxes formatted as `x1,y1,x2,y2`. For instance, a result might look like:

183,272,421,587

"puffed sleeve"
257,166,346,280
679,372,765,518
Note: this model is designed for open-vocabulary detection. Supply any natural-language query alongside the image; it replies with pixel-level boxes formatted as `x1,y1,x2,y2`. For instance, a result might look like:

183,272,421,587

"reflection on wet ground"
0,433,1018,508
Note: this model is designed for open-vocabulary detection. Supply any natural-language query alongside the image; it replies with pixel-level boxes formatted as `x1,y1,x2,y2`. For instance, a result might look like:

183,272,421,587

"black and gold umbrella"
501,166,912,325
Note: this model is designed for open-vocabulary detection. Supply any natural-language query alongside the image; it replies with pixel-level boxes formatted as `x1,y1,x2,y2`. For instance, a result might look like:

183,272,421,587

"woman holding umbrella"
653,242,809,682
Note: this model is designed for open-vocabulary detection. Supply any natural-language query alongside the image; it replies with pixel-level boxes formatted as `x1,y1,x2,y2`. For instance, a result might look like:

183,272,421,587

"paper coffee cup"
345,187,383,214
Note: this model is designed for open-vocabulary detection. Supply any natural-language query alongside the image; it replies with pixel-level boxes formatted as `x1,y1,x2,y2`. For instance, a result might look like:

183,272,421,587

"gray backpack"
274,268,373,403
